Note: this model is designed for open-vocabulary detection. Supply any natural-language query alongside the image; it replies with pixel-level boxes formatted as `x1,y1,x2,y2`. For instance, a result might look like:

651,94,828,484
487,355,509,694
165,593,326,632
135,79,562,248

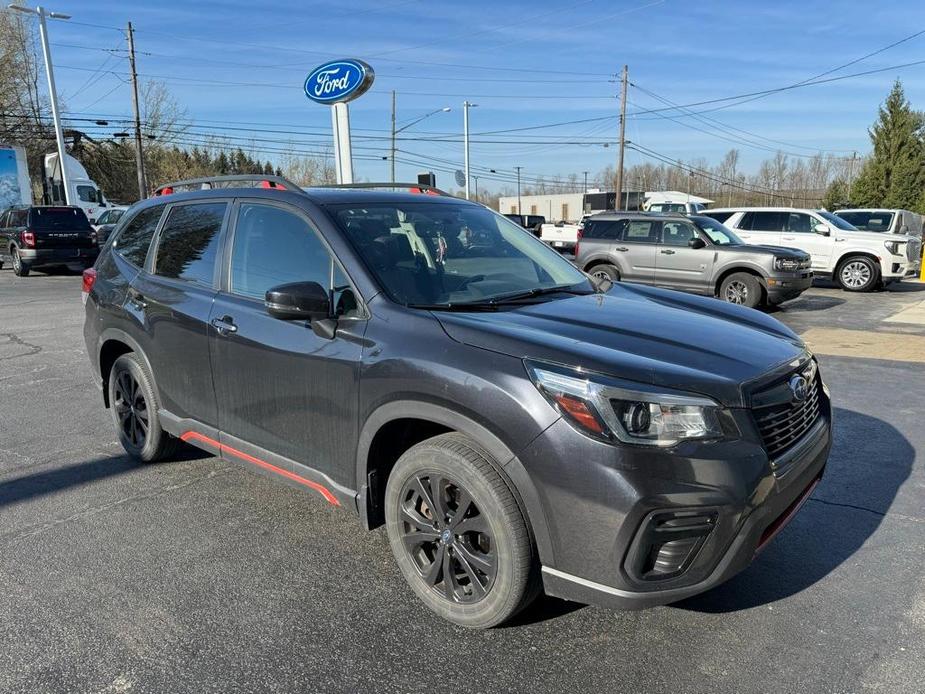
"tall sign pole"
615,65,628,210
304,59,374,184
127,22,147,199
390,90,396,184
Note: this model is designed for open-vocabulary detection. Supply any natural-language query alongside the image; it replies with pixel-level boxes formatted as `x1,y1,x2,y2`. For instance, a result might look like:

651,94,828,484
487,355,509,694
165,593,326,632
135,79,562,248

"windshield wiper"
475,285,595,304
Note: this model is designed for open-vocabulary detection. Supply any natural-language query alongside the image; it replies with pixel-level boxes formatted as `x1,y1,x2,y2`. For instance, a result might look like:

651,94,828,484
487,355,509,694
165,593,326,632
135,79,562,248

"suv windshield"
692,216,743,245
30,207,91,230
818,210,858,231
328,201,591,307
836,211,893,232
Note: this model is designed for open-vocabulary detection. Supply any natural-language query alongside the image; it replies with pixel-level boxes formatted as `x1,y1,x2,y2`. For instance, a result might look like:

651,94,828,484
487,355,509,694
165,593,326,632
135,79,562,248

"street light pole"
515,166,522,215
463,101,477,200
390,100,450,183
10,3,71,204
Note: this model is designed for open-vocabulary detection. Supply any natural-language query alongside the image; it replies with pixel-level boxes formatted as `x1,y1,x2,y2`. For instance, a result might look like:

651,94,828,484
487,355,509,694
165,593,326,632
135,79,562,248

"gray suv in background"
576,212,813,308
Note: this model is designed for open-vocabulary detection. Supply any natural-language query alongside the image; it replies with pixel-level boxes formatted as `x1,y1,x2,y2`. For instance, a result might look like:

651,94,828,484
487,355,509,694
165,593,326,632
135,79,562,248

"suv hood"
434,283,806,407
723,244,809,259
835,230,916,244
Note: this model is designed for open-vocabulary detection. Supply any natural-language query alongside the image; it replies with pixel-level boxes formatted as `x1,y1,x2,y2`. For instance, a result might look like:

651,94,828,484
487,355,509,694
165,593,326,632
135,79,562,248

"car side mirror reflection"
813,224,831,236
688,237,707,249
265,281,330,321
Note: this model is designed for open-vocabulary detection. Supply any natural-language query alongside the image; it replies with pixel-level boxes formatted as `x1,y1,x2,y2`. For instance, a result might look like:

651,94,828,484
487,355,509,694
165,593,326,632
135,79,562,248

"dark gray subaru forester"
83,176,831,628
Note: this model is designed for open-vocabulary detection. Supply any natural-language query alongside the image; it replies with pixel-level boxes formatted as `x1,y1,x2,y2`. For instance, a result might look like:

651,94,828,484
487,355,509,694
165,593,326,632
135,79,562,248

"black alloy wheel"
113,369,149,448
398,473,497,603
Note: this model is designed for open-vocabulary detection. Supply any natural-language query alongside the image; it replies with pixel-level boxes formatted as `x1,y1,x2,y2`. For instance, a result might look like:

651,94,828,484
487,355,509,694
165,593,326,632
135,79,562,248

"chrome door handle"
660,249,676,255
782,236,795,240
614,246,629,252
211,316,237,335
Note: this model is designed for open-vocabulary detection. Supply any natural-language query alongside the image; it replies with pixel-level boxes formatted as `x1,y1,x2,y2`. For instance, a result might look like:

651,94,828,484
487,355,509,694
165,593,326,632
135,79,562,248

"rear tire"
108,353,179,462
837,255,879,292
385,433,539,628
720,272,762,308
11,246,29,277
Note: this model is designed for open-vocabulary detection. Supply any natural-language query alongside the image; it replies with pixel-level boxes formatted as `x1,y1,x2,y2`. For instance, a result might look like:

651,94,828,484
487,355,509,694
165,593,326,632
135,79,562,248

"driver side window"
230,203,360,318
660,221,697,246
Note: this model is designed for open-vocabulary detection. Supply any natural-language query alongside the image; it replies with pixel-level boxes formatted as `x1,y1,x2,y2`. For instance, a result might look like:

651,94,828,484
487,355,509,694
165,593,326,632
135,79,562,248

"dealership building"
497,190,713,222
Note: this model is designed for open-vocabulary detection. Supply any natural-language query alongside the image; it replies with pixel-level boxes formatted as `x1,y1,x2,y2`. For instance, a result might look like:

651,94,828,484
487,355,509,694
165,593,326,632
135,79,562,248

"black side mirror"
688,236,707,249
265,281,330,321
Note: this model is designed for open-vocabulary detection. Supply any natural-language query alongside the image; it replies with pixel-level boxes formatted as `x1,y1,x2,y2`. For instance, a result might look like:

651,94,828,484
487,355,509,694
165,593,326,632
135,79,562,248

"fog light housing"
628,510,717,581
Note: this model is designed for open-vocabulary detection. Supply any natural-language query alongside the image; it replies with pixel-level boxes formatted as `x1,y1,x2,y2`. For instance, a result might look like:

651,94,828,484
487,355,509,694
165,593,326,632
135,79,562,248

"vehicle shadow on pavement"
0,445,207,508
675,406,913,613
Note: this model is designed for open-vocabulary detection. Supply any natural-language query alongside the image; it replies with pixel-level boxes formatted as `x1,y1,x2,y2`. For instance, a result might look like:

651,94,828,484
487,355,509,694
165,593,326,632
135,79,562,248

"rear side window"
703,211,733,223
29,207,91,230
583,219,625,240
623,220,659,244
743,211,787,232
114,206,164,268
154,202,227,285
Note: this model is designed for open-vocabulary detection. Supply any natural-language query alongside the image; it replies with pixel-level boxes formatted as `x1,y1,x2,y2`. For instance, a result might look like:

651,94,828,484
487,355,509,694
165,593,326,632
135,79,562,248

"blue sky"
23,0,925,191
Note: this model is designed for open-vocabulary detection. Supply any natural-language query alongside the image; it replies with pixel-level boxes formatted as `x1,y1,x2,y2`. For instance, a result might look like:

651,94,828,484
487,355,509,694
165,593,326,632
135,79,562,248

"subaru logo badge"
788,375,808,402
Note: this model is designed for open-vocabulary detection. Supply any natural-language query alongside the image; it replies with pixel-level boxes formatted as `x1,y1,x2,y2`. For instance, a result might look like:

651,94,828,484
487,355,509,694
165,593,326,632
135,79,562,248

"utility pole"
583,170,589,193
473,175,479,201
127,22,147,199
614,65,628,211
463,101,477,200
515,166,522,215
11,4,72,204
390,90,396,183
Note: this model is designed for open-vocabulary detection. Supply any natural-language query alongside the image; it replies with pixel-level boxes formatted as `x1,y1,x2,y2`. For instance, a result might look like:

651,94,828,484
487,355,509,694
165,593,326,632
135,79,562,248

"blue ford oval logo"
304,59,375,104
788,375,808,402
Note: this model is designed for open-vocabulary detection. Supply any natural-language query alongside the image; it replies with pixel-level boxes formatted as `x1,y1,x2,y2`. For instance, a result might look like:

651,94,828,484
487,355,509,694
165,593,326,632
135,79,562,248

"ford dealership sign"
304,59,375,104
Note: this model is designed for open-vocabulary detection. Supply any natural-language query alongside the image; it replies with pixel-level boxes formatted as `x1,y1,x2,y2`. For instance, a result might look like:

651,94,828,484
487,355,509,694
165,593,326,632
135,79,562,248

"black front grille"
753,363,822,462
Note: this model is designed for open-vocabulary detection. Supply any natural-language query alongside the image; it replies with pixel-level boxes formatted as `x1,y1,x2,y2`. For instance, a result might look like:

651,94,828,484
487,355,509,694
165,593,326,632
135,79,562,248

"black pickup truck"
0,205,98,277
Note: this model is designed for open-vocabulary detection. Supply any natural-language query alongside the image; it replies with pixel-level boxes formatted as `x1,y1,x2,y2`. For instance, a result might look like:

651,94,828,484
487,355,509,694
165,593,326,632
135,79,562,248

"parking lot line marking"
884,299,925,326
800,327,925,363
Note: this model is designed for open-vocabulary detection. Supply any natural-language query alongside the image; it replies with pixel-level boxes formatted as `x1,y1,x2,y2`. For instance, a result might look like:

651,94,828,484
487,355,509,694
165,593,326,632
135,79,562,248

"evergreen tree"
821,178,850,210
851,80,925,211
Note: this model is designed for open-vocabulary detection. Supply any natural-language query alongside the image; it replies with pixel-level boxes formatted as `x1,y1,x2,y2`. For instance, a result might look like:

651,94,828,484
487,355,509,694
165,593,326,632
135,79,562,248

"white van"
703,207,921,291
835,209,924,241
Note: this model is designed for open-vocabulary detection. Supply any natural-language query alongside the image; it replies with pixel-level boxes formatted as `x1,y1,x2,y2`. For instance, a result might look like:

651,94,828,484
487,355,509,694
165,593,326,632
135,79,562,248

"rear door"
779,211,832,270
734,211,785,246
578,218,624,270
130,200,229,426
619,219,659,283
655,219,715,292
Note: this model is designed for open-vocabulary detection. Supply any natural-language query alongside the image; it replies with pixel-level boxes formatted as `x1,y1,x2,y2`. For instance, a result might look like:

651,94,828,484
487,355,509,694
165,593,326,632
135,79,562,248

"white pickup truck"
540,215,589,253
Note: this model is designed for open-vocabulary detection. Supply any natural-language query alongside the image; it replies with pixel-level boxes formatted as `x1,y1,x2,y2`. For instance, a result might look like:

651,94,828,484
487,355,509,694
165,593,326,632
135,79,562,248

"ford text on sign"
304,59,375,104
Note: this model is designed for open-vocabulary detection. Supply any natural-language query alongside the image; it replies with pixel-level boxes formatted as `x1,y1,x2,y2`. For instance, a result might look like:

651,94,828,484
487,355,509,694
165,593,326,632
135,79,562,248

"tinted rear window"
703,211,733,223
742,211,787,232
29,208,91,231
582,219,625,240
115,206,165,267
154,202,227,285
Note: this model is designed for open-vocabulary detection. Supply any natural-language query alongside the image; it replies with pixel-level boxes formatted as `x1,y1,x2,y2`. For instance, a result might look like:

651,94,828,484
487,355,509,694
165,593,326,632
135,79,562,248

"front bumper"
765,271,813,303
519,384,832,610
19,246,98,268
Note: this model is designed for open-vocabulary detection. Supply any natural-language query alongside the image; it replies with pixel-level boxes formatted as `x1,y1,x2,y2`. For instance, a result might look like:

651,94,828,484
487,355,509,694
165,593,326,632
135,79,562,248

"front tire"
385,433,539,628
837,256,879,292
108,353,178,462
11,246,29,277
720,272,762,308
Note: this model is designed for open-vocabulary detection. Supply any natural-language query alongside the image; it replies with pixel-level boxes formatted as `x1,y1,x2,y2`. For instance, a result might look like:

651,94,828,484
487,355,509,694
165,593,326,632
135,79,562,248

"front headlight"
774,257,801,271
884,239,906,255
526,361,725,446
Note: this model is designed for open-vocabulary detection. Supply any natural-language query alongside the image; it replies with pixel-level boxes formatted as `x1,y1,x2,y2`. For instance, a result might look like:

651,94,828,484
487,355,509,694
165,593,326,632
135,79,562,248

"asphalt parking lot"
1,268,924,694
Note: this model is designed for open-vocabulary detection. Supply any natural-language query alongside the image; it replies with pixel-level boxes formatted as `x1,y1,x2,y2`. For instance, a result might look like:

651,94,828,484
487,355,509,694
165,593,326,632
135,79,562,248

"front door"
132,200,228,426
208,200,366,489
655,219,715,292
779,211,832,271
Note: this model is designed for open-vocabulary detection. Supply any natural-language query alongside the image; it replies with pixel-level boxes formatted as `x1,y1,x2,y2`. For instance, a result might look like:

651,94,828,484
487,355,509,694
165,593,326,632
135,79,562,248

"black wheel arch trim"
355,400,556,566
95,328,157,409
